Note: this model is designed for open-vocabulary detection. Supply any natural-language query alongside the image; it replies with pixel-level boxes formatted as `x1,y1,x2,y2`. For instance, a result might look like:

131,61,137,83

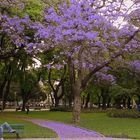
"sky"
114,0,135,28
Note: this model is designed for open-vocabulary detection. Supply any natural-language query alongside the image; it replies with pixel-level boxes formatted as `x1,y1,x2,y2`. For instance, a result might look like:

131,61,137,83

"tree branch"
81,28,140,90
48,68,56,93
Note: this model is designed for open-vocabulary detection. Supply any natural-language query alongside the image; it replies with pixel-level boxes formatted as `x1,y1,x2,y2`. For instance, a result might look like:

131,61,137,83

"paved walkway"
22,118,133,140
5,138,134,140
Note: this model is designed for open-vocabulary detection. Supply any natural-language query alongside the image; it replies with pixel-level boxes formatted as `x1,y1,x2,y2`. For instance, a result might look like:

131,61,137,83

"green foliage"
5,111,140,139
50,106,72,112
21,0,45,21
0,0,45,21
107,109,140,118
110,85,137,97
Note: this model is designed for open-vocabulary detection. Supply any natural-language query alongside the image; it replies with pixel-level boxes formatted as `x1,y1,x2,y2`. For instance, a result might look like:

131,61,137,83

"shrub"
50,106,72,112
81,108,109,113
107,109,140,118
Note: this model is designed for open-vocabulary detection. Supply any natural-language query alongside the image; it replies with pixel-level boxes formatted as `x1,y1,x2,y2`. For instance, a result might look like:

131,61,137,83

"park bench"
15,106,21,111
3,124,24,138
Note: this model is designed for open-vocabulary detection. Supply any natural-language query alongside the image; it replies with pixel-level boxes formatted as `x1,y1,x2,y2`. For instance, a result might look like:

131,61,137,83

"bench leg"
16,132,20,138
0,127,3,138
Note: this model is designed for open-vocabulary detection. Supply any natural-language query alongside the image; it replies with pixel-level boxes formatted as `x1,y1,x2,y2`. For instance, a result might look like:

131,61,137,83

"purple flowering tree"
0,1,45,111
1,0,139,122
0,0,45,59
94,71,116,109
128,60,140,103
0,14,34,59
34,0,140,123
128,60,140,73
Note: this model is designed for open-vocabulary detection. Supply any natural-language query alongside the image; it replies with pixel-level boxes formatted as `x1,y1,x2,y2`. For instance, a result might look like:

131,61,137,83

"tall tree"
34,0,140,123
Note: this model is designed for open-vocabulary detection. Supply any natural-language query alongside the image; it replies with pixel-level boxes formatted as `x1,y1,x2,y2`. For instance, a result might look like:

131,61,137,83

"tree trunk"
72,81,81,123
49,92,55,106
85,93,90,108
68,57,75,108
122,98,126,108
97,93,101,108
68,94,73,108
21,90,29,111
3,79,11,109
1,80,7,111
54,95,59,107
137,95,140,104
107,97,111,108
127,97,131,109
82,97,85,108
101,89,107,110
102,97,107,110
115,95,122,109
22,99,27,111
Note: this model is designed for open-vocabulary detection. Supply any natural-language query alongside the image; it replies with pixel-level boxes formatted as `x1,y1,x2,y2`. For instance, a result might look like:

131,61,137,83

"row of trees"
0,0,140,123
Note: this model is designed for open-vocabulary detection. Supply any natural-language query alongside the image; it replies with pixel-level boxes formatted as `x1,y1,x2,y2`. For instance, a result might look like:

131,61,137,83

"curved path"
25,118,104,139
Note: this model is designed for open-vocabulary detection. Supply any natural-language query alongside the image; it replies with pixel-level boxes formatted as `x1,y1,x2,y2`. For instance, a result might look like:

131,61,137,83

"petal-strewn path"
25,118,104,139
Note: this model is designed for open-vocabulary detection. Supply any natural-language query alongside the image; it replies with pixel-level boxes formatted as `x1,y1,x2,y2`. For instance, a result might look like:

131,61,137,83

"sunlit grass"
1,110,140,139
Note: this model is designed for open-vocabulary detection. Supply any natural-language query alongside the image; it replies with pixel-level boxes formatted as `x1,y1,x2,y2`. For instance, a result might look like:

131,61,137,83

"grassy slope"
1,111,140,139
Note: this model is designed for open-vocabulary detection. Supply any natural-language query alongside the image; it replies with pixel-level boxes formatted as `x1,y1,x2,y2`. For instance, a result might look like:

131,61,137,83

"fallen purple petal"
25,118,104,139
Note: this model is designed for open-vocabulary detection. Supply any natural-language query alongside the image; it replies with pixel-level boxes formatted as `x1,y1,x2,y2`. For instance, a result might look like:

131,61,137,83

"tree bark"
127,97,131,109
54,96,59,107
101,88,108,110
3,79,11,109
107,97,111,108
85,93,90,108
97,93,101,108
48,67,66,107
122,98,126,108
72,81,81,123
49,92,55,106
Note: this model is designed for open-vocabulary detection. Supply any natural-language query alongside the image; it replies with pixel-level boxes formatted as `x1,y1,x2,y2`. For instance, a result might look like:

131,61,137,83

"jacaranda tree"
33,0,140,123
1,0,140,123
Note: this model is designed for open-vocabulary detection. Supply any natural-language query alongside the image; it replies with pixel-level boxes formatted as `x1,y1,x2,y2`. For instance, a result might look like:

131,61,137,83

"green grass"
80,113,140,139
1,110,140,139
0,112,57,138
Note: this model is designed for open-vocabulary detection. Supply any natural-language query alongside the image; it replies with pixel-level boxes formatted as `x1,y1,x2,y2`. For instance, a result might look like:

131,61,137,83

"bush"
81,108,109,113
107,109,140,118
50,106,72,112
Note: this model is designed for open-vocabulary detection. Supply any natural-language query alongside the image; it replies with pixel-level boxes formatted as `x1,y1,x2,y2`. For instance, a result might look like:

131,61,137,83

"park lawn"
2,111,140,139
80,113,140,139
0,112,57,138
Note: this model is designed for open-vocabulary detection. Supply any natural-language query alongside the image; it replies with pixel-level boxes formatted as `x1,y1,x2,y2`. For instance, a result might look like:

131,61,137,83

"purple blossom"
73,60,79,65
1,15,34,48
128,60,140,72
1,0,140,78
73,46,81,52
26,118,103,139
55,64,63,70
1,15,8,19
45,64,51,70
95,72,116,86
85,32,98,40
88,64,94,68
36,0,115,47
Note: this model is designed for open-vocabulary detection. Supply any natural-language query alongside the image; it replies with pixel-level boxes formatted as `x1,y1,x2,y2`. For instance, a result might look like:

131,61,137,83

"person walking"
25,103,30,114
